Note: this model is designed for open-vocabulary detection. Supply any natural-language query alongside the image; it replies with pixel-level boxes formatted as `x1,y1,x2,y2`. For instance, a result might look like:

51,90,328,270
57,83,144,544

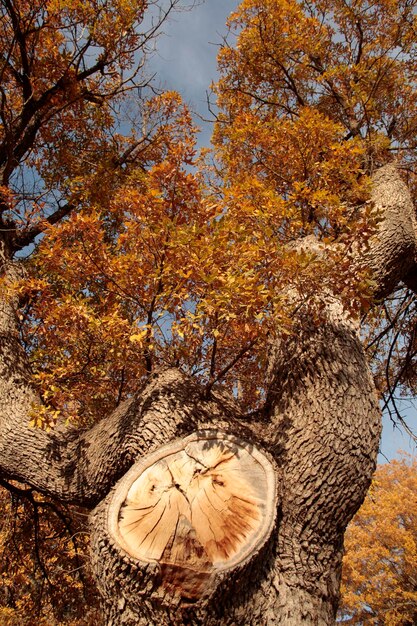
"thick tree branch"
0,347,244,508
13,201,75,251
364,163,417,299
256,163,417,600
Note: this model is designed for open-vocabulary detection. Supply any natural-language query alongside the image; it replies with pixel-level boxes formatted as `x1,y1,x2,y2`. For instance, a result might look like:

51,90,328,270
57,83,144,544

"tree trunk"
0,164,416,624
88,299,378,625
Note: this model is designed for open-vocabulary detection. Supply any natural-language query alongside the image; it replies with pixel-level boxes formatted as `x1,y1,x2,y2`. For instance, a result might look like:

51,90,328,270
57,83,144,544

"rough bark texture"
365,164,417,298
264,299,380,621
0,164,416,625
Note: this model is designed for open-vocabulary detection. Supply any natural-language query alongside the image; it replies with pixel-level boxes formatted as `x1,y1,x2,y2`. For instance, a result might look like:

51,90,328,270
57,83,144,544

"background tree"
340,456,417,626
1,0,417,624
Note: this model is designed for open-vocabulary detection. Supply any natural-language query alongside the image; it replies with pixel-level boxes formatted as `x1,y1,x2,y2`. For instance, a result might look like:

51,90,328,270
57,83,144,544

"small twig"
204,337,258,398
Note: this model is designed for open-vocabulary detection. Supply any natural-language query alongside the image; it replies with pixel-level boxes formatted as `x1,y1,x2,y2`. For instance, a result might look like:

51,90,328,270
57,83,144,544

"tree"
340,456,417,625
1,0,417,624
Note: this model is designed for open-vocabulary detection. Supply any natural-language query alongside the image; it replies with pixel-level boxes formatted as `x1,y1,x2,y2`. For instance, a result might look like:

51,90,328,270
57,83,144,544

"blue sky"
148,0,236,142
148,0,417,463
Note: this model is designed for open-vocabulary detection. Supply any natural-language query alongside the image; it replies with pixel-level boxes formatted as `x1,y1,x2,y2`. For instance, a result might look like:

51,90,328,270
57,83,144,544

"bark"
0,164,415,624
364,164,417,299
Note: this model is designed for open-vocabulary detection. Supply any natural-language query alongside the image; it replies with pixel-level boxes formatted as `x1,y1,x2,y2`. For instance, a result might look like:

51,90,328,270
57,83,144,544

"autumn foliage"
20,0,417,427
340,456,417,625
1,0,417,621
2,0,416,431
0,0,157,245
19,0,415,426
213,0,417,412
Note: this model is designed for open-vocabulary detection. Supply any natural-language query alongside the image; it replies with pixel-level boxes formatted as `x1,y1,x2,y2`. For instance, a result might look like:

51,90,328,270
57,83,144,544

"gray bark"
0,164,415,624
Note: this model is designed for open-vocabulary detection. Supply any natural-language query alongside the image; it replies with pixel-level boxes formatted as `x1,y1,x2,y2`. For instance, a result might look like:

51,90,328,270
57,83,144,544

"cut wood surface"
107,431,277,599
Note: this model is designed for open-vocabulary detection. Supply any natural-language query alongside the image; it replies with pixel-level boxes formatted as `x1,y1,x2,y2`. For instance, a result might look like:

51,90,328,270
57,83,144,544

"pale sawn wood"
107,431,277,600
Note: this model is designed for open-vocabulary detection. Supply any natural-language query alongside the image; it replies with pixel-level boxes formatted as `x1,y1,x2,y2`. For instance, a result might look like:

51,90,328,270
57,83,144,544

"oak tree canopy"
1,0,417,624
